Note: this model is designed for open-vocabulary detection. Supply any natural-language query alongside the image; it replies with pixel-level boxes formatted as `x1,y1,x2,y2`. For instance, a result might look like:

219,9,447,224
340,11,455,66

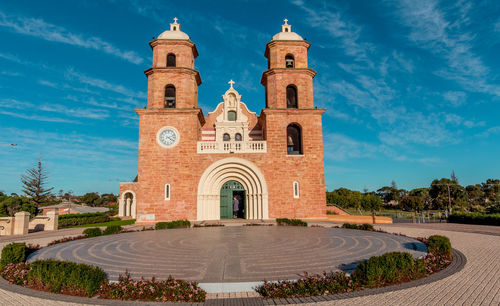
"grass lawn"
339,208,444,219
72,219,136,228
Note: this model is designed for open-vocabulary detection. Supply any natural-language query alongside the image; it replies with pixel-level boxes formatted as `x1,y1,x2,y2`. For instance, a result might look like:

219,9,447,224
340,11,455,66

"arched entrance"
197,157,268,220
119,190,136,218
220,180,245,219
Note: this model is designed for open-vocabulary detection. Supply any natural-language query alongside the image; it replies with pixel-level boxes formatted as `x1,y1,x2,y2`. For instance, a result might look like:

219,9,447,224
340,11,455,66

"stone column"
13,211,30,235
126,198,131,216
46,210,59,231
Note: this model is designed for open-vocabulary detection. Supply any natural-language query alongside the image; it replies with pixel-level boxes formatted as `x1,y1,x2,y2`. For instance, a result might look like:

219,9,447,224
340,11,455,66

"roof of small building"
157,17,190,40
272,19,303,41
41,202,109,214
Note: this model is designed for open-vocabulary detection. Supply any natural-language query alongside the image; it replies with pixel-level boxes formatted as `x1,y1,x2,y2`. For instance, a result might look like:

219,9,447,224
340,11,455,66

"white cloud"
0,110,78,123
0,11,144,65
443,91,466,107
39,103,109,120
0,98,33,109
65,68,147,99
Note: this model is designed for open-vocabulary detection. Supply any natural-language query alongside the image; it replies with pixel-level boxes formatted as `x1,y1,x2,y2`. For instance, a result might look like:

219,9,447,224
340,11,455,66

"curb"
0,249,466,305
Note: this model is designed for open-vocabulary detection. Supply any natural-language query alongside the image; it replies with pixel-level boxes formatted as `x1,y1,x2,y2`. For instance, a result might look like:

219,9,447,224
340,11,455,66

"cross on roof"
284,18,288,25
173,17,178,23
228,79,235,88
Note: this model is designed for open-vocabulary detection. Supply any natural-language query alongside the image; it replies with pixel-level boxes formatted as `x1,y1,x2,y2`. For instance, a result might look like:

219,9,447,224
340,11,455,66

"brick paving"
27,227,426,282
0,223,498,305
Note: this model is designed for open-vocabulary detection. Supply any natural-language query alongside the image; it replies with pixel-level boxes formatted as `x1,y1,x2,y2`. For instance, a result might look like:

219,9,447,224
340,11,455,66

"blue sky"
0,0,499,195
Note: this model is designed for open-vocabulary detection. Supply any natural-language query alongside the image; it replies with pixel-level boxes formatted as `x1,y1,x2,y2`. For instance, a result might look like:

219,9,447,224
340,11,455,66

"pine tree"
451,170,458,184
20,158,54,214
391,180,397,189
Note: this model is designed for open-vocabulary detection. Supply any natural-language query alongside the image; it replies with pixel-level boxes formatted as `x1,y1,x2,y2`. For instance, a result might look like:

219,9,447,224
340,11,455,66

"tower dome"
157,17,190,40
272,19,303,41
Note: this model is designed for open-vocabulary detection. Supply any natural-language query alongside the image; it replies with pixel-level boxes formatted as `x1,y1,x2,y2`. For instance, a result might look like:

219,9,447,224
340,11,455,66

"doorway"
220,180,246,219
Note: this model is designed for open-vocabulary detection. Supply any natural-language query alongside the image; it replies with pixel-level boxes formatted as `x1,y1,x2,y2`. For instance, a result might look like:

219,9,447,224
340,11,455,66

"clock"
156,126,179,148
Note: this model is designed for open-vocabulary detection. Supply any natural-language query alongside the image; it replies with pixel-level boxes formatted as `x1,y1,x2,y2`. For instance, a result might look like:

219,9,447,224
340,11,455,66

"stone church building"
119,19,326,222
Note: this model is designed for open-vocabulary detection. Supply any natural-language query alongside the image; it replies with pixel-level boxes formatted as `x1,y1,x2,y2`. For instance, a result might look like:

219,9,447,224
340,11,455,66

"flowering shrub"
257,236,454,299
0,262,30,285
47,235,88,246
256,271,359,298
276,218,307,226
98,272,206,302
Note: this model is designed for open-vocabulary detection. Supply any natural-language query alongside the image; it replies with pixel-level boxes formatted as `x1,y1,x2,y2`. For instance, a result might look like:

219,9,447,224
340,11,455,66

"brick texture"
120,36,326,222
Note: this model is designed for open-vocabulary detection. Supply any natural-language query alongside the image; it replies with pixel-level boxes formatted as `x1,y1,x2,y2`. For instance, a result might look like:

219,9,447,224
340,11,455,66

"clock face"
157,127,179,148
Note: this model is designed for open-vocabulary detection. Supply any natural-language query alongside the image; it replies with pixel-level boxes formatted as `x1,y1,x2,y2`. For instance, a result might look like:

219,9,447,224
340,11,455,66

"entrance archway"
220,180,246,219
197,157,268,220
119,190,136,218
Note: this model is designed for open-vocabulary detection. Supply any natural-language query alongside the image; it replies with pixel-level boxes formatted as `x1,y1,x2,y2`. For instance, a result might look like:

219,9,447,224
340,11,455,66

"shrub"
427,235,452,258
155,220,191,230
256,271,359,299
58,213,110,228
47,235,87,246
341,223,374,231
1,243,27,267
276,218,307,227
448,212,500,226
98,272,206,302
352,252,426,287
0,262,30,285
28,260,107,296
103,225,123,235
326,210,338,215
83,227,102,238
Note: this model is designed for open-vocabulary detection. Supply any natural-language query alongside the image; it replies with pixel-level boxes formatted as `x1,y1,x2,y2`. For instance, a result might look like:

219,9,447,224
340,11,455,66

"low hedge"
58,214,110,228
341,223,375,231
448,212,500,226
0,243,26,268
155,220,191,230
352,252,426,287
28,259,107,296
427,235,452,258
59,212,108,220
103,225,122,235
83,227,102,237
276,218,308,227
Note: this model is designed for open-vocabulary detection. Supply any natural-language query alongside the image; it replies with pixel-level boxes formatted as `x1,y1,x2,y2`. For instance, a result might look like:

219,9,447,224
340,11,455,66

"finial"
228,79,235,88
173,17,178,24
284,18,288,25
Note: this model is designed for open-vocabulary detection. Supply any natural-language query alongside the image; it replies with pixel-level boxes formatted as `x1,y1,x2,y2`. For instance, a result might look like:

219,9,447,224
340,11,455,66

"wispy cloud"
0,110,78,123
0,10,144,64
39,103,109,120
391,0,500,97
65,68,147,99
443,91,466,107
292,0,374,65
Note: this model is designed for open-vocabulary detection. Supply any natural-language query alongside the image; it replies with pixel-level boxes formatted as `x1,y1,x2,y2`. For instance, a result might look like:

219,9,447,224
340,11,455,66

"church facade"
119,19,326,222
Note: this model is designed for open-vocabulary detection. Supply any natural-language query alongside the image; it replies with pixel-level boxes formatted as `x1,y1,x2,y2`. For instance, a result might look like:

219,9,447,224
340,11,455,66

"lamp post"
0,144,17,146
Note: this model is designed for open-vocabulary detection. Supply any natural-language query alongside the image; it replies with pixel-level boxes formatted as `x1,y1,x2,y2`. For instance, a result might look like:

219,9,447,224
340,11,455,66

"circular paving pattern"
28,227,427,282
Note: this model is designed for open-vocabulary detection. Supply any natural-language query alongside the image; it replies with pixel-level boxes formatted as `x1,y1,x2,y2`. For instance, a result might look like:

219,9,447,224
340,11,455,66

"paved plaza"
0,223,498,305
28,226,426,282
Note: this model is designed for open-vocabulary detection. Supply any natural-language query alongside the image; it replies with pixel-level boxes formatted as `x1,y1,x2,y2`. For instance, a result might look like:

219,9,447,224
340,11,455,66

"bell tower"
145,18,201,109
261,19,316,109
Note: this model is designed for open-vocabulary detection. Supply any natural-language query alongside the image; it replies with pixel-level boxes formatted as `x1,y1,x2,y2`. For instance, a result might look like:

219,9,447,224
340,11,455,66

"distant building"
119,19,326,223
41,201,109,215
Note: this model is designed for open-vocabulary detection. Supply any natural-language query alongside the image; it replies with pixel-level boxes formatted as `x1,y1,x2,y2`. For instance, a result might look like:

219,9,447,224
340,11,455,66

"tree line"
0,159,117,217
327,174,500,215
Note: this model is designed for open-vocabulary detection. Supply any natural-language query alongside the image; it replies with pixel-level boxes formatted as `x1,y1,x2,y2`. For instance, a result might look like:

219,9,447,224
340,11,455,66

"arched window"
164,85,176,108
167,53,176,67
285,54,294,68
235,133,242,141
286,85,298,108
228,111,237,121
287,124,302,155
223,133,230,141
